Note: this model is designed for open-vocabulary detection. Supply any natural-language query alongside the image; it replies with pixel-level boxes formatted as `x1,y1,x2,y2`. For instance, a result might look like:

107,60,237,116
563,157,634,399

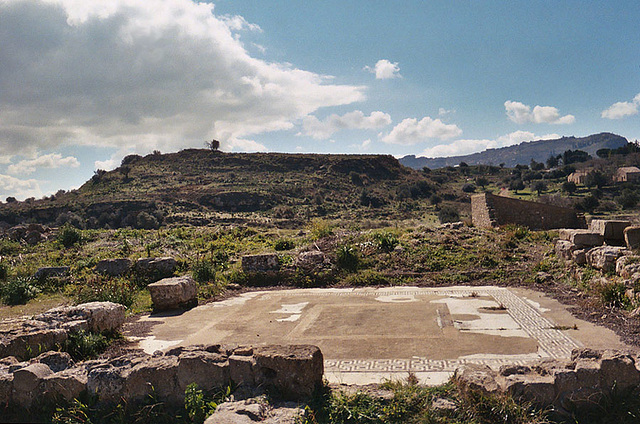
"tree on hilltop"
205,139,221,151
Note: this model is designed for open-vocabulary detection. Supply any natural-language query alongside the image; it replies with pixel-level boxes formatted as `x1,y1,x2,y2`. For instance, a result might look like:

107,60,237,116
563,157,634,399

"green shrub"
274,239,295,251
308,219,334,240
58,225,82,248
372,231,399,253
61,331,112,361
1,276,39,305
184,383,218,424
0,263,8,280
0,239,21,255
74,277,137,308
438,206,460,223
192,260,216,284
336,245,360,271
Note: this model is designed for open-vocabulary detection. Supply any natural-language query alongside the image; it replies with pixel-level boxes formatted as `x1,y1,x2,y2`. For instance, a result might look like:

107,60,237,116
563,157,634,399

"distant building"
567,170,589,185
613,166,640,183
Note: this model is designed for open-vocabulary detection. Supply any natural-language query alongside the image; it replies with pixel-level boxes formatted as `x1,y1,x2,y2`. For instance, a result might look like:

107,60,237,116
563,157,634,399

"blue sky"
1,0,639,199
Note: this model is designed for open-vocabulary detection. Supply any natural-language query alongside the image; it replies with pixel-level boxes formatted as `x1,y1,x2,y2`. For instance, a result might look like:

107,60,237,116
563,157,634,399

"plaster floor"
132,286,634,385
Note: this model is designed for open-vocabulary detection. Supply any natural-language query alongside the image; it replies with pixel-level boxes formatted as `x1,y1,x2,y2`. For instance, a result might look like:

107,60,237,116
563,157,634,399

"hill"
0,151,443,228
400,133,628,169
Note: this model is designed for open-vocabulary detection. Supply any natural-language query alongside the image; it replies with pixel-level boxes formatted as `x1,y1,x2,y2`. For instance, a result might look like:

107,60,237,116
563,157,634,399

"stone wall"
471,193,586,230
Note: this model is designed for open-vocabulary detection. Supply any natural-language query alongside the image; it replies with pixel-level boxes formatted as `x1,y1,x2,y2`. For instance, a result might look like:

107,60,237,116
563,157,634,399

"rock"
555,240,576,260
176,351,230,395
616,256,640,278
431,397,457,411
95,259,132,277
296,251,329,269
572,249,588,265
534,272,553,284
599,350,640,391
77,302,126,333
124,355,180,403
558,229,604,248
0,370,13,406
229,354,256,388
205,399,304,424
41,367,88,402
440,221,464,229
253,345,323,401
241,254,279,273
590,220,631,245
134,257,177,282
148,276,198,311
34,266,70,280
586,246,626,272
12,363,53,407
24,231,43,245
624,226,640,249
0,327,68,361
455,364,500,393
34,351,74,372
503,374,556,407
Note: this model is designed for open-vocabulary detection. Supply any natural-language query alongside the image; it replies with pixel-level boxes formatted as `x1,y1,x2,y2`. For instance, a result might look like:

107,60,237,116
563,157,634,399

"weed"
274,239,295,251
1,276,40,305
192,260,216,284
596,281,632,309
336,245,360,271
58,225,82,248
60,330,113,361
371,231,399,253
74,277,137,308
308,219,334,240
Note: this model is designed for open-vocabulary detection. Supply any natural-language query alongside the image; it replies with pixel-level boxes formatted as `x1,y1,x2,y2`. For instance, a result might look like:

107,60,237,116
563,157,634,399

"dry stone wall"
472,193,586,230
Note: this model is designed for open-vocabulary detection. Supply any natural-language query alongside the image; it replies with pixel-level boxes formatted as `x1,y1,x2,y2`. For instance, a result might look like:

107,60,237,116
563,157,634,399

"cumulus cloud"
381,117,462,145
420,131,560,158
601,93,640,119
300,111,392,140
504,101,575,125
7,153,80,176
364,59,401,79
0,174,42,200
0,0,365,155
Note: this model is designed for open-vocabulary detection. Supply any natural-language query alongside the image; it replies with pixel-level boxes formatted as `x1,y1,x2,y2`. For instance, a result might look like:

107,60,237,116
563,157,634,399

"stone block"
253,345,323,401
503,374,556,407
242,254,280,273
0,371,13,406
616,256,640,278
34,266,70,280
555,240,576,260
12,363,53,407
148,276,198,311
572,249,588,265
134,257,177,282
124,355,180,403
176,351,230,395
95,259,132,277
625,226,640,249
229,354,256,387
558,229,604,248
456,363,500,393
586,246,626,272
75,302,126,333
590,220,631,245
41,367,88,402
34,351,74,372
599,350,640,391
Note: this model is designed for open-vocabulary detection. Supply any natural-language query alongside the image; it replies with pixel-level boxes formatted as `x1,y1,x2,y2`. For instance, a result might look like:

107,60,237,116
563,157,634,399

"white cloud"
349,139,372,151
7,153,80,175
0,174,42,200
504,101,575,124
438,108,455,116
381,117,462,145
220,15,262,32
364,59,401,79
420,131,560,158
0,0,365,155
300,110,392,140
601,93,640,119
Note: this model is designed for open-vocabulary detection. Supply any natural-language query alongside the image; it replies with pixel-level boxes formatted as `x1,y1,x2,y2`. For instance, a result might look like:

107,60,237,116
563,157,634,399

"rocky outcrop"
148,276,198,311
0,344,323,409
95,259,132,277
1,302,125,360
456,349,640,413
241,254,279,273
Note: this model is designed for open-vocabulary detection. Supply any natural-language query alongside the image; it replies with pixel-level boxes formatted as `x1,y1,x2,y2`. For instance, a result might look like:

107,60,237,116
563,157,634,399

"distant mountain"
400,133,628,169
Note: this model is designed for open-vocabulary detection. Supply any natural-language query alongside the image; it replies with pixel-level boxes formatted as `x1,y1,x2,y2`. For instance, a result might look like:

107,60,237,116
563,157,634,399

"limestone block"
87,364,128,403
242,254,279,273
555,240,576,260
586,246,626,272
95,259,132,277
176,351,230,395
590,219,631,244
229,354,256,387
296,251,329,269
12,363,53,407
572,249,588,265
599,350,640,391
616,256,640,278
41,367,88,402
148,276,198,311
124,355,180,403
625,226,640,249
0,328,68,361
503,374,556,407
135,257,177,281
558,229,604,248
0,371,13,406
75,302,126,333
34,266,70,280
455,364,500,393
253,345,323,401
34,351,74,372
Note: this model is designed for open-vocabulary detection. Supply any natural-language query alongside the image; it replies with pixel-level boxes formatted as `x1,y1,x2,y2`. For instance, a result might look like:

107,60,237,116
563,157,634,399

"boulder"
296,251,329,269
176,351,230,395
625,226,640,249
586,246,626,272
34,351,74,372
12,363,52,407
590,220,631,245
75,302,126,333
242,254,279,273
41,367,88,402
253,345,323,400
558,229,604,248
456,364,500,393
555,240,576,260
0,370,13,406
34,266,70,280
616,256,640,278
95,259,132,277
134,257,177,282
148,276,198,311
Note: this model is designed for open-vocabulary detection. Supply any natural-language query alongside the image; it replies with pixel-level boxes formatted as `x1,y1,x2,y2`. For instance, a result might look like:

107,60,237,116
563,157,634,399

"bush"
1,276,39,305
0,263,7,281
336,245,360,271
58,225,82,248
75,277,137,308
61,331,112,361
615,189,639,209
462,183,476,193
438,206,460,223
372,231,399,253
192,260,216,284
308,219,334,240
274,239,295,251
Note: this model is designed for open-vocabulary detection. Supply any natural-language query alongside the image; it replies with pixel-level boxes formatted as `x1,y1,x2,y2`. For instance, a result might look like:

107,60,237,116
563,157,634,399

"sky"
1,0,639,200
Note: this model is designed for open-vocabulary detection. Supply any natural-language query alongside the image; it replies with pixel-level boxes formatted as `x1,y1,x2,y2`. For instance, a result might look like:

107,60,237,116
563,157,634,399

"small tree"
205,139,220,151
509,179,525,194
561,181,577,195
475,176,489,188
532,181,547,195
